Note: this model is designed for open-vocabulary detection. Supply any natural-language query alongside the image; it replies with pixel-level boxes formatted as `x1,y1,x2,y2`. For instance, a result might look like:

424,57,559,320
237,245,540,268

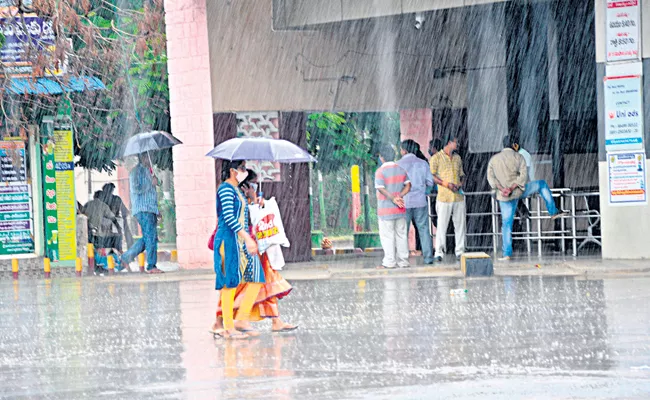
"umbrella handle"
147,151,158,182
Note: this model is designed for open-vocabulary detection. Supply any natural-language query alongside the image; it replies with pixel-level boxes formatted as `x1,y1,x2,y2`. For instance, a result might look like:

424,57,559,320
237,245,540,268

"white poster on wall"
608,151,647,206
606,0,641,62
604,62,644,151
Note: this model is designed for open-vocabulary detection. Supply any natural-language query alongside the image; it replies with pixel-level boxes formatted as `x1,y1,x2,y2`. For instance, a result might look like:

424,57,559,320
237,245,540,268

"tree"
0,0,169,172
306,111,401,232
306,112,374,174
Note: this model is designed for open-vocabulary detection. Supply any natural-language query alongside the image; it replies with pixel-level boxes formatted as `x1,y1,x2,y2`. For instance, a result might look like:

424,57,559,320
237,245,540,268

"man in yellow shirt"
429,135,466,262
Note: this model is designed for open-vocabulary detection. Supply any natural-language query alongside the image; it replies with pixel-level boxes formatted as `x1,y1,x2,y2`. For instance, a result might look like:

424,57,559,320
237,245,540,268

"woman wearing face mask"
213,160,265,340
211,169,297,335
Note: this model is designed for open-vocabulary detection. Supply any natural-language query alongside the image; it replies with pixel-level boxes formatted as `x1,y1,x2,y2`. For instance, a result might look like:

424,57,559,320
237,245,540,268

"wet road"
0,275,649,399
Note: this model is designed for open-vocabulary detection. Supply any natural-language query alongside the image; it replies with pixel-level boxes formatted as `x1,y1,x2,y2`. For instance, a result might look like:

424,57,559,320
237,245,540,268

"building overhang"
273,0,510,30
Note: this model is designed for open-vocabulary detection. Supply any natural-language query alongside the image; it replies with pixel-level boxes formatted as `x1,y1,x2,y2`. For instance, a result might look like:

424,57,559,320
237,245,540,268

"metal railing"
427,189,602,257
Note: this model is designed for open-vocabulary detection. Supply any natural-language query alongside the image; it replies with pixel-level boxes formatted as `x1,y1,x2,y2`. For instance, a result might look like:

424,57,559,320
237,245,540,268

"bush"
355,209,379,232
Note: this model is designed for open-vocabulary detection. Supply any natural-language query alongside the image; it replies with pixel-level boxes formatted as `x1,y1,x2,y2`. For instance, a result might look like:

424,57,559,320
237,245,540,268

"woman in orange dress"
211,169,297,335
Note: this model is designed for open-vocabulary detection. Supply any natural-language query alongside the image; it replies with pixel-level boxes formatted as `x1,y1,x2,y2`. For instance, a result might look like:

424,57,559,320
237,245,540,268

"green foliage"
355,208,378,232
349,111,402,160
7,0,171,173
306,112,374,175
307,111,402,176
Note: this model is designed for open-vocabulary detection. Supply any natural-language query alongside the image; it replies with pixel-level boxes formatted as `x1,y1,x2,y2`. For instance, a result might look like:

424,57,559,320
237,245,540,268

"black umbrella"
122,131,182,158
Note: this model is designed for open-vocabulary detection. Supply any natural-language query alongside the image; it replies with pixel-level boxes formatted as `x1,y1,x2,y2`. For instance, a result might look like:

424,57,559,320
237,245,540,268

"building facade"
164,0,650,268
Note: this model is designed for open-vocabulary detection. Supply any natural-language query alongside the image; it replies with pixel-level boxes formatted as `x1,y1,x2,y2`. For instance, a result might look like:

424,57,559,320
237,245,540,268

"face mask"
251,183,259,193
377,157,383,165
236,170,249,183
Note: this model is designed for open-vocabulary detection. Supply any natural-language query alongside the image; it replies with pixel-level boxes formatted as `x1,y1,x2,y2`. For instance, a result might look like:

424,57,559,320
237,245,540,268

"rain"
0,0,649,398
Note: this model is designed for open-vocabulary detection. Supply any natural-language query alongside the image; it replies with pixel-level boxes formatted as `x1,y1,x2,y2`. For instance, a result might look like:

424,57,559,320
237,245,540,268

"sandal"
237,328,261,337
221,330,249,340
272,324,299,333
146,268,164,274
209,327,225,335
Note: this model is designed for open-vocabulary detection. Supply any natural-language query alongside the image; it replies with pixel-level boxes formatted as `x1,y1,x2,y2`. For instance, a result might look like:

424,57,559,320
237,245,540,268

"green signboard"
41,117,77,263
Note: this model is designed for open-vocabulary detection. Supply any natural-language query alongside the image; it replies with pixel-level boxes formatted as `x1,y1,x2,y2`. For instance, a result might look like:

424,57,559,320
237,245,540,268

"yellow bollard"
75,257,83,277
107,255,115,275
44,258,51,279
11,258,18,279
170,250,178,263
138,253,145,273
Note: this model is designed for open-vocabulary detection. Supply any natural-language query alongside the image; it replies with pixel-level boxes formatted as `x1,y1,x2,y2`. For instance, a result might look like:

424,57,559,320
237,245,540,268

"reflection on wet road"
0,276,649,399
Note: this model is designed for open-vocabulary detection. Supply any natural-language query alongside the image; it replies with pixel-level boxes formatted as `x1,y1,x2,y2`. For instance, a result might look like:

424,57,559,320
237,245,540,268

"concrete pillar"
400,109,432,152
164,0,216,269
465,4,508,154
596,0,650,259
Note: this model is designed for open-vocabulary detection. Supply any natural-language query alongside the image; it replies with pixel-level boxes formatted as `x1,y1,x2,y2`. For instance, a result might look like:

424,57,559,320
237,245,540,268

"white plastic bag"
249,197,290,254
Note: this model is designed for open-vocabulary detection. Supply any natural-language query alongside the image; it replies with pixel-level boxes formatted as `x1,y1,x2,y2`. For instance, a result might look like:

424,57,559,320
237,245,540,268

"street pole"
309,163,314,231
318,170,327,232
362,162,371,232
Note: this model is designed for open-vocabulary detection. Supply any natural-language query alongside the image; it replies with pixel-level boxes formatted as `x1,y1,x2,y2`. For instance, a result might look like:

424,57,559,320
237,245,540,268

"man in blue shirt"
121,153,162,274
398,140,435,264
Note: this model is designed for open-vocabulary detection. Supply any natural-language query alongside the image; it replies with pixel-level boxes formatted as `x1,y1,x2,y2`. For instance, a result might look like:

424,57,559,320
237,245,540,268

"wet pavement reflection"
0,275,649,399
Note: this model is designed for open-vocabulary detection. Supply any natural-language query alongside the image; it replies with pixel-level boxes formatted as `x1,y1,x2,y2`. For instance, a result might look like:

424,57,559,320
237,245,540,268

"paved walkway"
2,273,649,398
27,255,648,284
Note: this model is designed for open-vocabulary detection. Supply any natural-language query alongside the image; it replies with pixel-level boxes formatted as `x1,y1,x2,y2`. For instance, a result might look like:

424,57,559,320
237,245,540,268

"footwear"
272,324,299,333
220,330,249,340
209,328,225,336
456,254,463,262
236,328,261,337
376,265,397,269
146,267,164,274
551,211,569,221
398,264,410,269
434,256,443,263
498,256,511,262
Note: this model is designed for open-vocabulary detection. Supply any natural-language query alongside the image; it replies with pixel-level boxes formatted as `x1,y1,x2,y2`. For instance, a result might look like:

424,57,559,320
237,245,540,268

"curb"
312,248,382,257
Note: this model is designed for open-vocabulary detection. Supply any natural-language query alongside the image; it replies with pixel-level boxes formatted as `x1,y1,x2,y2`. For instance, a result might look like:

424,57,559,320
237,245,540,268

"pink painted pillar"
400,109,432,153
400,109,434,252
164,0,215,269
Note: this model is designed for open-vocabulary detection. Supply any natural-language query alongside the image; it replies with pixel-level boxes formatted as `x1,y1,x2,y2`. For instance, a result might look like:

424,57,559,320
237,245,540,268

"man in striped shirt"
121,154,162,274
375,145,411,269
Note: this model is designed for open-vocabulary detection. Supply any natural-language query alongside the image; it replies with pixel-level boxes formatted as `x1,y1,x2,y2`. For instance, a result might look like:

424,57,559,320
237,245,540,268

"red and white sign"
606,0,640,62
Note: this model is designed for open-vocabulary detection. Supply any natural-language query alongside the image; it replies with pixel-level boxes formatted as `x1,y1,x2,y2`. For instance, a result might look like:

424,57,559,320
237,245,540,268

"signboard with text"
0,13,63,77
606,1,641,62
608,151,647,206
41,118,76,263
0,141,34,256
604,70,643,151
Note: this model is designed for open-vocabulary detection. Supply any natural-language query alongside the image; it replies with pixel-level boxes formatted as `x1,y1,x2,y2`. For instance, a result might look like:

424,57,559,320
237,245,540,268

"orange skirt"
216,252,292,319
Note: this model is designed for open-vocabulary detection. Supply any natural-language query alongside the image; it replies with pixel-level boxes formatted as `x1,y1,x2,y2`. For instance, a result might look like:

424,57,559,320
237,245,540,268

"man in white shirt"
515,144,534,221
518,146,535,182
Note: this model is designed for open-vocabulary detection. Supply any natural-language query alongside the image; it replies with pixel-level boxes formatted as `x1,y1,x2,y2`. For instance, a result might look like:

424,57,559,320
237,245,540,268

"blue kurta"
214,182,264,290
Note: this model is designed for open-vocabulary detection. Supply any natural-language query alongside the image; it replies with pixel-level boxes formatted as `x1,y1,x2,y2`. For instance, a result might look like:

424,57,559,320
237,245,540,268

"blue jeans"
122,212,158,269
406,206,434,263
521,180,559,215
499,200,518,257
499,180,559,257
